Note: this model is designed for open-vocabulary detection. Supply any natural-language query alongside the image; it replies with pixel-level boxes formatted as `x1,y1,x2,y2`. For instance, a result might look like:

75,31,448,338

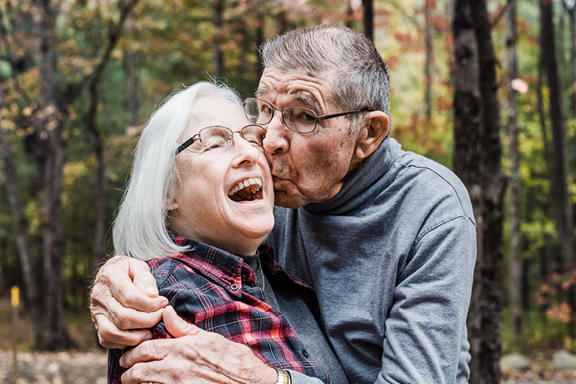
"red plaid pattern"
108,236,330,383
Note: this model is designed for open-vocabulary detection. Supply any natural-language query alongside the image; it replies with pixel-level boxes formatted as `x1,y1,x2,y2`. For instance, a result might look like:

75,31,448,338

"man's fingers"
94,314,152,349
107,259,168,313
129,257,163,299
92,284,165,331
110,306,165,332
120,360,169,384
163,306,202,338
119,339,174,368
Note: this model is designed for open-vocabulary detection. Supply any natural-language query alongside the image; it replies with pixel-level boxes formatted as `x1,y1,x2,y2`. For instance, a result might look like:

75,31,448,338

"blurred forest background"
0,0,575,383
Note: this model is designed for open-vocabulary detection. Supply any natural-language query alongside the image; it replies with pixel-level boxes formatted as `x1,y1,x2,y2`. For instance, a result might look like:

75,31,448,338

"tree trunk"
559,2,566,88
571,3,576,118
472,0,506,380
452,0,506,382
35,0,74,351
362,0,374,42
213,0,225,78
87,81,107,276
255,8,264,80
565,1,576,118
522,257,530,311
451,3,482,381
0,11,39,314
506,0,522,337
276,5,289,35
87,0,140,276
122,36,140,126
540,0,575,333
424,0,434,122
0,91,39,319
345,0,354,29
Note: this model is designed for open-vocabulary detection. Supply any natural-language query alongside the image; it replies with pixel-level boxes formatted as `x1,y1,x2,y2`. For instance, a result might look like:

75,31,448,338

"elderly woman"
107,82,346,384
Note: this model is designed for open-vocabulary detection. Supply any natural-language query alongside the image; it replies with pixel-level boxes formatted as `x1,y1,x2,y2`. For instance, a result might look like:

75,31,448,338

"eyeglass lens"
196,125,265,150
198,126,233,149
244,98,318,133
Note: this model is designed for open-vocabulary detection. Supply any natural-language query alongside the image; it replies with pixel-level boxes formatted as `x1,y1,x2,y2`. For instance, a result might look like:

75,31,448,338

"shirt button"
230,284,239,291
302,349,309,358
241,270,250,279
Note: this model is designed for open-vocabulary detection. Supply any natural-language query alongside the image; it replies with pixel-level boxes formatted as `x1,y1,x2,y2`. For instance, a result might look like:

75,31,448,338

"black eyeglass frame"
243,97,373,134
175,124,267,155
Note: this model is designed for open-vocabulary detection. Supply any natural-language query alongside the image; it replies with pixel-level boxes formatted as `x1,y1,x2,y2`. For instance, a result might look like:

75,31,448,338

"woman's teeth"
228,178,263,198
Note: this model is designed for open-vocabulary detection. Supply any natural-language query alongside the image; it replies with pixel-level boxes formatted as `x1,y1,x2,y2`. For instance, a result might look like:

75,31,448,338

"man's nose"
262,112,290,155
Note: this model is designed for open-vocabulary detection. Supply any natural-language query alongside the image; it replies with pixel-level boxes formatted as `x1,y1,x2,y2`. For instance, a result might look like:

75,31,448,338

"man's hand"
90,255,169,349
119,306,278,384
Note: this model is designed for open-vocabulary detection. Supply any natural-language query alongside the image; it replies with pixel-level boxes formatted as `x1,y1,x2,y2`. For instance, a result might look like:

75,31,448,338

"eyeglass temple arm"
318,108,373,121
175,136,198,155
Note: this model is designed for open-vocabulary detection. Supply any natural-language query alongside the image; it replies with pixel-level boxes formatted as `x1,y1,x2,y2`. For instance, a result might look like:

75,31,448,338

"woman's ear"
354,111,390,160
166,195,179,212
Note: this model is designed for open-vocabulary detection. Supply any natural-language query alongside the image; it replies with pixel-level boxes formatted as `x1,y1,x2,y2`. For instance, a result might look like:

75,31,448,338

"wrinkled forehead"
184,95,249,137
256,68,336,110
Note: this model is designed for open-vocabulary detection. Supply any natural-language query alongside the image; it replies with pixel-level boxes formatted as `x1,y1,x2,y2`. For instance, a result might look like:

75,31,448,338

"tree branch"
87,0,141,94
490,3,511,29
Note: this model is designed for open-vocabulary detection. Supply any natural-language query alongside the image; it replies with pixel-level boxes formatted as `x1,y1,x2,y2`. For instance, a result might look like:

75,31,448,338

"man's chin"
273,191,307,209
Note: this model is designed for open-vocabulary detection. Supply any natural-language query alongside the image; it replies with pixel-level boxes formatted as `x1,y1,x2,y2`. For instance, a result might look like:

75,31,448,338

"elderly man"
91,25,476,384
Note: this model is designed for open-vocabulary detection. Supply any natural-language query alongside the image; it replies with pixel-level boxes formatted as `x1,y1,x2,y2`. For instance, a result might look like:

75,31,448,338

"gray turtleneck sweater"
267,138,476,384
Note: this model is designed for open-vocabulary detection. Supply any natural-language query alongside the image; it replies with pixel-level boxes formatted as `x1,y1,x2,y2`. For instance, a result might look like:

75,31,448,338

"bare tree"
563,0,576,118
213,0,225,78
506,0,522,337
34,0,74,350
122,21,141,127
424,0,435,122
0,94,39,320
540,0,575,332
452,0,506,382
2,0,142,350
88,0,142,275
345,0,354,29
0,7,39,320
362,0,374,42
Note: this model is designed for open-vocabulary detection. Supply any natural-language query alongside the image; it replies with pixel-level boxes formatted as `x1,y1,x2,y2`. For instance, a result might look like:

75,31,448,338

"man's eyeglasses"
243,97,371,134
175,125,267,155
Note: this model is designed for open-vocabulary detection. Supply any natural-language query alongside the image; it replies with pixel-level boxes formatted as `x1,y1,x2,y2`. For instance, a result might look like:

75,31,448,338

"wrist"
276,368,291,384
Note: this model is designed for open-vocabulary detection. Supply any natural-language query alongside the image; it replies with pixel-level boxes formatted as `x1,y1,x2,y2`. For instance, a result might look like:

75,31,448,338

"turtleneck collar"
303,137,401,215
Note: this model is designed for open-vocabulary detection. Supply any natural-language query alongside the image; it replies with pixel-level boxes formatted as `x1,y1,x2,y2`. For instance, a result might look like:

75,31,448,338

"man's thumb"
163,306,202,338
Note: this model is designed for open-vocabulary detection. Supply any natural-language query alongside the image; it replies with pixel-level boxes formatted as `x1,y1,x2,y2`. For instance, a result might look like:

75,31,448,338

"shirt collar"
304,137,401,215
169,235,309,292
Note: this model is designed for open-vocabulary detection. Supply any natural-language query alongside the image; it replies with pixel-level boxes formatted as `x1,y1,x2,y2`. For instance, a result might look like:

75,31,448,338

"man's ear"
354,111,390,160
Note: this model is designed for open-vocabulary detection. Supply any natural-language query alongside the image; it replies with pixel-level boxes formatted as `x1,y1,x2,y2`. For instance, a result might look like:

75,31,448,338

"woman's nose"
232,132,261,167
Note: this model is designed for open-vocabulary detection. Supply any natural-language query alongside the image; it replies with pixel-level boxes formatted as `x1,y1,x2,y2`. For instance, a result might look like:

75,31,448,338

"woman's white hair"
113,81,242,261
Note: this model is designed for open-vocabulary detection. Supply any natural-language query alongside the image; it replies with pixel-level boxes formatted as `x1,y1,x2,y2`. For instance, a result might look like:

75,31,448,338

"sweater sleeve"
376,216,476,384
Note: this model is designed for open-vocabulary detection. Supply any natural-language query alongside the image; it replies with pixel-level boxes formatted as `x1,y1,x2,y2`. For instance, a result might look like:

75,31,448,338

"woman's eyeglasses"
175,125,267,155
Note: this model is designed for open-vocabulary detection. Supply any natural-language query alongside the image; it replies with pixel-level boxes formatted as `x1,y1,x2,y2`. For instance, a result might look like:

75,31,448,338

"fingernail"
144,333,152,341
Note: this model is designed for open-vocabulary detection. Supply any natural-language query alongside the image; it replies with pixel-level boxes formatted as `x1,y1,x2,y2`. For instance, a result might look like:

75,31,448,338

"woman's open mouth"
228,178,263,202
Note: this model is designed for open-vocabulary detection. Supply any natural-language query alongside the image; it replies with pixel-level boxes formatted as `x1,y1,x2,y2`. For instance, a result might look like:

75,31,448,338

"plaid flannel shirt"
108,236,330,383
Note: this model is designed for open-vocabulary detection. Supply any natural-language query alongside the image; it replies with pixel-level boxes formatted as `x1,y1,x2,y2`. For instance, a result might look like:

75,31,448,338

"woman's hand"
90,255,169,349
119,306,278,384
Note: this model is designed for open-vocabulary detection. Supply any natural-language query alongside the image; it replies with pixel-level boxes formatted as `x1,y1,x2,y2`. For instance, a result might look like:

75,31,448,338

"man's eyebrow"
292,91,321,112
255,87,269,97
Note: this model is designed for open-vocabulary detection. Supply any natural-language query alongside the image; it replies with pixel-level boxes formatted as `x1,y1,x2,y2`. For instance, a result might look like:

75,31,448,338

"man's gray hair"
113,82,242,261
260,24,391,130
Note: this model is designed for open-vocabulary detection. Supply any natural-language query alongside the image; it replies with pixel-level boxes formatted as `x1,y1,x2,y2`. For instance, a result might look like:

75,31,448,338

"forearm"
378,217,476,383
